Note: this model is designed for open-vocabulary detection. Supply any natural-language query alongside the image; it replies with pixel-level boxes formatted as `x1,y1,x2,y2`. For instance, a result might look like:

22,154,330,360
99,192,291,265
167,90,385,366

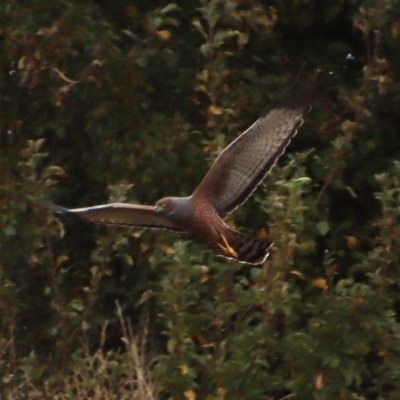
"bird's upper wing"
192,80,318,218
38,199,182,231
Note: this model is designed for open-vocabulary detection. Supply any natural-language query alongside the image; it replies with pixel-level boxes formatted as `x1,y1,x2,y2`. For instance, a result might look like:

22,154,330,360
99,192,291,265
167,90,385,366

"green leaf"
316,221,329,236
161,3,179,15
69,298,84,312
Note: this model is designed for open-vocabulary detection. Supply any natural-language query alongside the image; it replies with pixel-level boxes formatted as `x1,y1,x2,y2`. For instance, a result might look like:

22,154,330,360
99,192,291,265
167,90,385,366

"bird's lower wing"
38,199,182,232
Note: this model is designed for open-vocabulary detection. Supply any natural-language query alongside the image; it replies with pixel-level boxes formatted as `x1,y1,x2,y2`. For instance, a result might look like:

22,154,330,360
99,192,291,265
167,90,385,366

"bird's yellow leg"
218,233,238,258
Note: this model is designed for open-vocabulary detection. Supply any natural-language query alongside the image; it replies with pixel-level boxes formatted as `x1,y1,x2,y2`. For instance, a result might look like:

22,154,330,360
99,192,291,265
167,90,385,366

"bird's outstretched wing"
192,79,319,218
38,199,182,231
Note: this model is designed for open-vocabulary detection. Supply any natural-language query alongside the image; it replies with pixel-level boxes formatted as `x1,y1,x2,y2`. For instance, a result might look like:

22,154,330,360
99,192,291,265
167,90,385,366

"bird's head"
155,197,192,221
155,198,174,216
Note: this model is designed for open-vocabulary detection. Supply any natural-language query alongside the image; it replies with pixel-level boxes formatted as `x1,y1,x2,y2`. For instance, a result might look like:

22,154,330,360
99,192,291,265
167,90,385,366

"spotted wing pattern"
38,77,320,265
38,199,181,231
192,81,317,218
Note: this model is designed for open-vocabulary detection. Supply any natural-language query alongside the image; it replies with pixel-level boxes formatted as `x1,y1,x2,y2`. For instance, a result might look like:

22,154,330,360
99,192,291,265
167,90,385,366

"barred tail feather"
214,229,273,264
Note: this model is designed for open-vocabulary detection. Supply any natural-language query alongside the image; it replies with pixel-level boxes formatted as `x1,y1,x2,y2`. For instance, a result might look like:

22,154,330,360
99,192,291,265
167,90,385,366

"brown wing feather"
38,199,181,231
192,81,318,217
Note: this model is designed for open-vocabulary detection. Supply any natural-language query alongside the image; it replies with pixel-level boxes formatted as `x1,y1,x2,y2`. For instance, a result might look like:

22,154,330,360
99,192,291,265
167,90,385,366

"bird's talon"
218,234,238,258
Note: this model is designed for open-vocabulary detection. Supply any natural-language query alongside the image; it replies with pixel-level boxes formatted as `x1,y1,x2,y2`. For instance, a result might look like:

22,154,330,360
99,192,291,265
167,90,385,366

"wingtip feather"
37,199,70,214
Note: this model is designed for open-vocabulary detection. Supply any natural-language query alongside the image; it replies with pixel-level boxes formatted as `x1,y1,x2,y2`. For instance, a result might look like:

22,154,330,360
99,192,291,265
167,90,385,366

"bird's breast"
183,200,224,242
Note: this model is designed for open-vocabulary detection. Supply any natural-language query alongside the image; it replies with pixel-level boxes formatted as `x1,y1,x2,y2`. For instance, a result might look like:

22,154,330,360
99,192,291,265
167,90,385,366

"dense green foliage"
2,0,400,398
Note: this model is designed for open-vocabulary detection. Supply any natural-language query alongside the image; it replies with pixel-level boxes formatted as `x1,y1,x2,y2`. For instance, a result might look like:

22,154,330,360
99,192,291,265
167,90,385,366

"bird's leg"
218,233,238,258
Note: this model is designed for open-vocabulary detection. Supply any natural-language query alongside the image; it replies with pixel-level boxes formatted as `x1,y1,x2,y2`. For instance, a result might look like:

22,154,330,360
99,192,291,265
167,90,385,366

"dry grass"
3,303,157,400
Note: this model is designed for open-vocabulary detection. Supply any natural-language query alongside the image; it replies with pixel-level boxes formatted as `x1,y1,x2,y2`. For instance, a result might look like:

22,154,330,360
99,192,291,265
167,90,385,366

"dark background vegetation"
1,0,400,399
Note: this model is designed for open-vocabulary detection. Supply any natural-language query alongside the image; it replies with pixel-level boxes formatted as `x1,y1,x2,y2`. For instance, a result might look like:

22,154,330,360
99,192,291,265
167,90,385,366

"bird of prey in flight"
39,79,317,264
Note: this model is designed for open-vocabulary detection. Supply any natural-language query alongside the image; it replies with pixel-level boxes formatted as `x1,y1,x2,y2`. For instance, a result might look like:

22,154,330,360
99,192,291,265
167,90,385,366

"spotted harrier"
39,80,318,264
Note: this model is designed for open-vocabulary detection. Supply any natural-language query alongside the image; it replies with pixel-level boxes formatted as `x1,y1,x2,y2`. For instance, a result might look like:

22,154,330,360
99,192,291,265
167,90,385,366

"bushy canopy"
1,1,400,399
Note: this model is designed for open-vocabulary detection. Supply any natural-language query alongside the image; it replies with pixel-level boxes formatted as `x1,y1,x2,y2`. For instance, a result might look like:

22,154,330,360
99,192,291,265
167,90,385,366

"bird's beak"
154,204,161,213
